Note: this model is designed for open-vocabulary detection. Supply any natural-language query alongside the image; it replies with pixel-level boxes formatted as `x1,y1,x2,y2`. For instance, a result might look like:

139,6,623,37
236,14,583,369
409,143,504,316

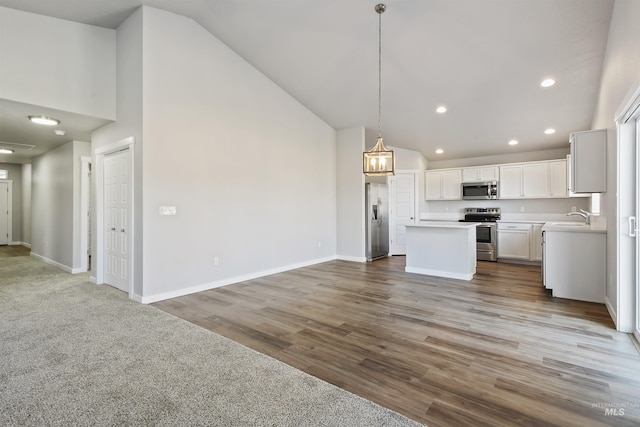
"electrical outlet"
520,206,525,213
571,206,577,212
213,256,219,266
159,206,176,216
317,241,322,248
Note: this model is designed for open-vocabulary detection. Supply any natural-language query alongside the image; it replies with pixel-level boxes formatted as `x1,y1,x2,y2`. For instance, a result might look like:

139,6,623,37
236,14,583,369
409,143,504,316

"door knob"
121,228,125,233
110,227,116,231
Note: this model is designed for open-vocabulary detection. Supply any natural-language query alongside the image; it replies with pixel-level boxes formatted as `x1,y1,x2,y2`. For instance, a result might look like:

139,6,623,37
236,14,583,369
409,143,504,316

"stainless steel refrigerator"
365,183,389,261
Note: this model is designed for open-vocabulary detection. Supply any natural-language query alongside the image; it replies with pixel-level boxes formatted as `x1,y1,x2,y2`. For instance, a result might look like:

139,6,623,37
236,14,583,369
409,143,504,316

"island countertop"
413,221,480,229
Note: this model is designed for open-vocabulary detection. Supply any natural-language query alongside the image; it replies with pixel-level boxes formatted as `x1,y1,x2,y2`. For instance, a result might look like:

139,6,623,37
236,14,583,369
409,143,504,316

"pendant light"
363,3,395,176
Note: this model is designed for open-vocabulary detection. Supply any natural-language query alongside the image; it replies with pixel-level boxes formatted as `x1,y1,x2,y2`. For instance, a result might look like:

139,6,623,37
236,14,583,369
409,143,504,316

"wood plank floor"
153,257,640,427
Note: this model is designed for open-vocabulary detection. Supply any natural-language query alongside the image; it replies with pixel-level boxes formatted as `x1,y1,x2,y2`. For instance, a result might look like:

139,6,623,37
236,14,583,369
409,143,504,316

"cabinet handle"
629,216,637,237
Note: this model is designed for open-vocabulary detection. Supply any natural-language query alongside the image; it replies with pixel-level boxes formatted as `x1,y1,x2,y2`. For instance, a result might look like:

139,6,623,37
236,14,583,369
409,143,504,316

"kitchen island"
405,222,479,280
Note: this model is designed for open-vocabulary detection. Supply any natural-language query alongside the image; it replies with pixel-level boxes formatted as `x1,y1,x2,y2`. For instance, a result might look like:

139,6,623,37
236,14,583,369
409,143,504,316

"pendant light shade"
364,3,395,176
363,137,394,175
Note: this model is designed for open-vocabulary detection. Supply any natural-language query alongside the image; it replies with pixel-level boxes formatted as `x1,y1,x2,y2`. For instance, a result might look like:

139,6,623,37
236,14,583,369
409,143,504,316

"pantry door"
103,149,130,293
389,173,416,255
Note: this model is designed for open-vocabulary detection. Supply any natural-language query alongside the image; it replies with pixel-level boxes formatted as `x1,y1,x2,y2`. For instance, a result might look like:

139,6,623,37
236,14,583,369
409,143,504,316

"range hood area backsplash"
421,198,592,222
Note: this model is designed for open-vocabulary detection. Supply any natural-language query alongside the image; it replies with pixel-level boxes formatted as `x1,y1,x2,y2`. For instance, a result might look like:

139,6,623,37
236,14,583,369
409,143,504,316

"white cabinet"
522,163,548,198
497,223,532,260
425,169,461,200
499,165,523,198
569,129,607,193
462,166,498,182
499,160,568,199
543,229,605,303
530,224,544,262
548,160,568,198
498,222,545,262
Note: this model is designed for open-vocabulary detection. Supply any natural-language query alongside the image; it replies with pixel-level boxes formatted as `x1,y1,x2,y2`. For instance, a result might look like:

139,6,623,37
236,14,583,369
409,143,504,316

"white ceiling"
0,0,615,164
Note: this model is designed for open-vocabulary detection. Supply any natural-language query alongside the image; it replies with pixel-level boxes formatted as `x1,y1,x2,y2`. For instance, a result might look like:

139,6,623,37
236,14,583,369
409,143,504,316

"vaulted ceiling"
0,0,615,163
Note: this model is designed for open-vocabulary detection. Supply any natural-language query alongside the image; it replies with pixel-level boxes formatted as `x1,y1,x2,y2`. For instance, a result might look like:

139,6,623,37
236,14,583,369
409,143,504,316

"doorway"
95,137,135,296
388,172,417,255
616,89,640,342
0,180,12,245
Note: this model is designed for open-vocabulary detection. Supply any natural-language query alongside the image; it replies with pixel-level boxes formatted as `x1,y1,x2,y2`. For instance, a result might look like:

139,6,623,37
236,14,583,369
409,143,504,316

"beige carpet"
0,255,424,426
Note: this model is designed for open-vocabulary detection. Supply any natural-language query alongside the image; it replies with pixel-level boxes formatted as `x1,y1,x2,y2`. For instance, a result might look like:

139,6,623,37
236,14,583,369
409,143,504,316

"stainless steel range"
460,207,501,262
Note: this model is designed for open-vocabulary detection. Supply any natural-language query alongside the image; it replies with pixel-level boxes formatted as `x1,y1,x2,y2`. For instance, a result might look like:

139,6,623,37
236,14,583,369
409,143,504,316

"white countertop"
542,221,607,233
410,221,480,229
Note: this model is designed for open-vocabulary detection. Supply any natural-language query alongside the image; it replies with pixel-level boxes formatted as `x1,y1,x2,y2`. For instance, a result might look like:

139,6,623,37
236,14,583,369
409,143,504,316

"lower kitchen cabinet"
542,229,605,303
497,223,531,260
530,224,544,262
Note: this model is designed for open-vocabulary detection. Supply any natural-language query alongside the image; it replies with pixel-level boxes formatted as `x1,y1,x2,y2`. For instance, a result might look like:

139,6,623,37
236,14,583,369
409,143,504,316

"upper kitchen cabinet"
499,159,568,199
569,129,607,193
499,165,523,198
461,166,498,183
425,169,462,200
548,160,568,198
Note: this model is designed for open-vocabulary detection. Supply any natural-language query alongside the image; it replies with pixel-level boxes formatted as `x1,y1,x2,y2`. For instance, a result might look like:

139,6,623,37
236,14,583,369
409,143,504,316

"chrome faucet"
567,209,591,225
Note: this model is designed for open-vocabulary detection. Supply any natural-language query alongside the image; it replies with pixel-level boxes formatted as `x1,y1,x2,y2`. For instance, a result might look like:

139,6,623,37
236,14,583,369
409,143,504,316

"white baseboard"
405,266,474,281
140,255,338,304
9,241,20,246
336,255,367,263
30,252,73,273
21,242,31,248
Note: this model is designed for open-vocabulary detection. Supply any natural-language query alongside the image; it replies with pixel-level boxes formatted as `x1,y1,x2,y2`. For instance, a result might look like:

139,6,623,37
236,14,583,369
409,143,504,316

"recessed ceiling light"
54,130,66,136
436,106,447,114
28,115,60,126
540,78,555,88
0,148,14,154
508,139,519,146
544,128,556,135
435,148,444,154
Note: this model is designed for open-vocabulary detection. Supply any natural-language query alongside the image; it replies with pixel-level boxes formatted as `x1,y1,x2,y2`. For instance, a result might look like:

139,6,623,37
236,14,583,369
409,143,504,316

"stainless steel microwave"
461,181,499,200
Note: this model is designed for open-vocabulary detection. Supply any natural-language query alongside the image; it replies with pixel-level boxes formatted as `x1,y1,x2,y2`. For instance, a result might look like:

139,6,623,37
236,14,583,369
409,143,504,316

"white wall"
21,164,31,246
91,7,144,294
0,163,22,243
0,6,115,120
336,127,366,261
94,7,337,301
31,142,74,269
591,0,640,331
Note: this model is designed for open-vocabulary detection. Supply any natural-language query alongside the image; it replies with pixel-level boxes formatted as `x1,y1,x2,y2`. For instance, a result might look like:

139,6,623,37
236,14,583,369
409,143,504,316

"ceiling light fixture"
544,128,556,135
436,106,447,114
435,148,444,154
508,139,519,146
28,115,60,126
540,78,555,88
363,3,395,176
0,148,14,154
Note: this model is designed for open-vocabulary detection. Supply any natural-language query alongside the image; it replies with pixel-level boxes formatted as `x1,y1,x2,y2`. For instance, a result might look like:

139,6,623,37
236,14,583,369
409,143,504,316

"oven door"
476,223,497,261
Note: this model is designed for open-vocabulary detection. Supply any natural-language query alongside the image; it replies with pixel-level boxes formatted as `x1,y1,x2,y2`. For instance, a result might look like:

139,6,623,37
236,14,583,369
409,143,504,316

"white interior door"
0,182,8,245
104,150,130,292
389,173,415,255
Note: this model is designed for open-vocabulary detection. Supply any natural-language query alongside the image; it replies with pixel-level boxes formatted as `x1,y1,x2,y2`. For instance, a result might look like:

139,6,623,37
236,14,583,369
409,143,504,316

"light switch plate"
159,206,177,216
